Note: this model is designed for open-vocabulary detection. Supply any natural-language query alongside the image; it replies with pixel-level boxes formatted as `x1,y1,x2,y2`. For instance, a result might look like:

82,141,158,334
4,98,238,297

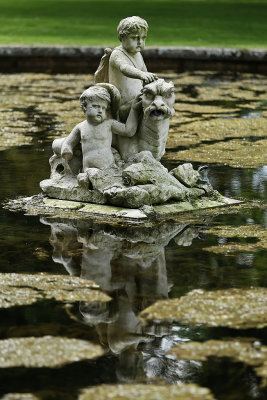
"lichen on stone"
0,336,103,367
139,288,267,329
79,383,216,400
0,273,110,308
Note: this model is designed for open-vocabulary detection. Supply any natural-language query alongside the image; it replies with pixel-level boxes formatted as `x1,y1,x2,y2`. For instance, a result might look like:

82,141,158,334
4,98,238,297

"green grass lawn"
0,0,267,48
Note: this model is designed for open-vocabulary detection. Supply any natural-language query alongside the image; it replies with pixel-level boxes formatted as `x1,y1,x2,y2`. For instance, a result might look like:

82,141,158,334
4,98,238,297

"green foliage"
0,0,266,47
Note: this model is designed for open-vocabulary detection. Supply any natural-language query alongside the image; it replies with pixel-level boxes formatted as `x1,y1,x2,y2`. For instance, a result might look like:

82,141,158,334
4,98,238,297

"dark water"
0,73,267,400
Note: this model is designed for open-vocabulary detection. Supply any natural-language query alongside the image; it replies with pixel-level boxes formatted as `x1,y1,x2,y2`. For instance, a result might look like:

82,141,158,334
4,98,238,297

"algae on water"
140,288,267,329
0,395,39,400
0,273,110,308
79,383,216,400
169,339,267,386
0,336,103,367
203,224,267,254
1,72,267,169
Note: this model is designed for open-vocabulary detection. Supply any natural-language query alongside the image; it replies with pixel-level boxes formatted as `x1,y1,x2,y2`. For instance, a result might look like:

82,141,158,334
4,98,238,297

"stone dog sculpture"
40,16,218,209
114,79,175,162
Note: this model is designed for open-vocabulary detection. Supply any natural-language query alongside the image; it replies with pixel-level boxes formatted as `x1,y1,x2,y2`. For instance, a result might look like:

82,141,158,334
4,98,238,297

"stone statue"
40,16,220,209
114,79,175,161
95,16,158,121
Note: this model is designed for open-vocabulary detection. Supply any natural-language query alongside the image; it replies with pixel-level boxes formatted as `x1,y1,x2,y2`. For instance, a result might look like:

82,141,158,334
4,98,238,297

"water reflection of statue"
41,217,201,381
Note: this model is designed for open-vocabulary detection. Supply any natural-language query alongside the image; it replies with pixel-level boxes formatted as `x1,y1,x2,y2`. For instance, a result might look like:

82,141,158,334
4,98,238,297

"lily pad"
140,288,267,329
0,273,110,308
0,336,103,367
79,383,216,400
169,339,267,386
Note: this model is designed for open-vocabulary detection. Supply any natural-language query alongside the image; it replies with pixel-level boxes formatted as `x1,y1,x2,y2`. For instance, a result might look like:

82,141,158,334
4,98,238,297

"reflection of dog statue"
114,79,175,161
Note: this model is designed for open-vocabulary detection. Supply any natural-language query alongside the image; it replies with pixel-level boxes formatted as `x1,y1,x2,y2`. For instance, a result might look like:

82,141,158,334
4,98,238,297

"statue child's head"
80,86,111,124
117,16,148,54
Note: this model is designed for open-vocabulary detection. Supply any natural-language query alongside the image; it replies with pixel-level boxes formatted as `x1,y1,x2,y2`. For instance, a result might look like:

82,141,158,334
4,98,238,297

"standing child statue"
95,16,158,121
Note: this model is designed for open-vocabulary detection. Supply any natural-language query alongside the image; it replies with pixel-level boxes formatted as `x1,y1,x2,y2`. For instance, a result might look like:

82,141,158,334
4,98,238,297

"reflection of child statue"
61,84,139,173
95,16,158,121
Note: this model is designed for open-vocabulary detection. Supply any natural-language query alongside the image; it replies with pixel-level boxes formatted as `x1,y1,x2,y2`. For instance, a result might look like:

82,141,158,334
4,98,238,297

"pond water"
0,71,267,400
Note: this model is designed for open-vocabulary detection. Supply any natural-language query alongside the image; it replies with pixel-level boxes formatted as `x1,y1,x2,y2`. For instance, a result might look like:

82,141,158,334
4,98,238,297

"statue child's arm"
111,52,156,83
111,99,141,137
61,125,81,160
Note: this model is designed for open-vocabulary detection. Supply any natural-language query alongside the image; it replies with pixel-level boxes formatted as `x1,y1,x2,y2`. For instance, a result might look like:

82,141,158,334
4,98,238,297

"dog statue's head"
141,79,175,120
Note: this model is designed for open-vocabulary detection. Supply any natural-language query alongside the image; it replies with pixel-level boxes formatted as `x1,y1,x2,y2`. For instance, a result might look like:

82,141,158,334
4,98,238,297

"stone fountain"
12,17,240,222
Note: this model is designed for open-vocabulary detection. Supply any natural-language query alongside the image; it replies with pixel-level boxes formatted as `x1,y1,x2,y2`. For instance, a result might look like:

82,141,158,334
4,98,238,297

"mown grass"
0,0,267,48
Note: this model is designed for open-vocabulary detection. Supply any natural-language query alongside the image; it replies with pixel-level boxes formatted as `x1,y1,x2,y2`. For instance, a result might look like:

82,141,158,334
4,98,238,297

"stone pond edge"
1,45,267,61
1,45,267,73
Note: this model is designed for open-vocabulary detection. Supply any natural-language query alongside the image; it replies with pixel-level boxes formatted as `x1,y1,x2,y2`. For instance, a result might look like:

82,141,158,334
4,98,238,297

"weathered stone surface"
79,383,216,400
40,176,106,204
41,152,209,208
5,194,241,223
170,163,200,187
43,198,84,209
0,336,103,367
140,288,267,329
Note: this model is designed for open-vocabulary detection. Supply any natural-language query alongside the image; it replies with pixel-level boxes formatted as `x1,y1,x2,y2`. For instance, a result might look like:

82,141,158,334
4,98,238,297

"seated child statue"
60,84,140,178
95,16,158,121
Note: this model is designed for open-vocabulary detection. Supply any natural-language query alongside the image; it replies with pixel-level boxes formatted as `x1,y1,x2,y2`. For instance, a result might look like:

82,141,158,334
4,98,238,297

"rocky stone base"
40,152,219,209
5,194,242,225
